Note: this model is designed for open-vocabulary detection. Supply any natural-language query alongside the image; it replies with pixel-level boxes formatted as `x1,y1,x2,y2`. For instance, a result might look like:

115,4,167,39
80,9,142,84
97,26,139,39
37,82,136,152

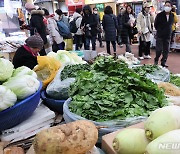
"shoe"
139,57,144,60
144,55,151,59
161,64,168,68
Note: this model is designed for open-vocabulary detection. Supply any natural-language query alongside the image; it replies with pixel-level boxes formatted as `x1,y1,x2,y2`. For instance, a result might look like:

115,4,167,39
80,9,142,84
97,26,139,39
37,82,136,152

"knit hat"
25,35,44,49
25,2,36,10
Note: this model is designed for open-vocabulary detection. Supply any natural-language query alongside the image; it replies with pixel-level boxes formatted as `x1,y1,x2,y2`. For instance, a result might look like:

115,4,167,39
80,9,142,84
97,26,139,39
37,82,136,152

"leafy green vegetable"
0,58,14,82
69,57,168,122
61,64,90,80
133,65,159,77
170,74,180,87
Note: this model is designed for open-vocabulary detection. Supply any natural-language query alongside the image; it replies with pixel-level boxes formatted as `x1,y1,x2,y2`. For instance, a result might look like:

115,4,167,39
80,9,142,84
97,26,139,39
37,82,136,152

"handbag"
84,27,92,38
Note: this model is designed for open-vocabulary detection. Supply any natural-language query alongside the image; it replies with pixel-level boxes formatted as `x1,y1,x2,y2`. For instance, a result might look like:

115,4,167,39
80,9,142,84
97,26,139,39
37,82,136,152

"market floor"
96,42,180,74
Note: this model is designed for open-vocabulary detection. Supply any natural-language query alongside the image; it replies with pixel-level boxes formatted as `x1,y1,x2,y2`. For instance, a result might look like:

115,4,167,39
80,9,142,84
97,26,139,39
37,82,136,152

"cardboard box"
101,122,144,154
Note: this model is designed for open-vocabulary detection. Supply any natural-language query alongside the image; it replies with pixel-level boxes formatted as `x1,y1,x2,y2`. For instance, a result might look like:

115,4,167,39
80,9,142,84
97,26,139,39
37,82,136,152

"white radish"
112,128,149,154
145,105,180,140
145,129,180,154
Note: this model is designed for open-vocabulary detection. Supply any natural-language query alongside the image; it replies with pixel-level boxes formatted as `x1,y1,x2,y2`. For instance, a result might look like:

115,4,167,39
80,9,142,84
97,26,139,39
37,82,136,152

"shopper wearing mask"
154,1,174,67
93,7,104,48
13,35,44,69
121,5,136,53
136,3,154,60
81,5,98,50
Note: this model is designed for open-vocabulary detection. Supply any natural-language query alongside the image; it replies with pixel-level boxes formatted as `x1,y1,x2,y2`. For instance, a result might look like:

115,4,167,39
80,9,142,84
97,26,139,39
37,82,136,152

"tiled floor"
96,43,180,74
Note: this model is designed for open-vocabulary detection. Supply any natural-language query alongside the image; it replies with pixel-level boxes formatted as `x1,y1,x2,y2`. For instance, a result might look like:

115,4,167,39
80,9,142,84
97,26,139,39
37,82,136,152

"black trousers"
138,37,150,57
74,35,83,50
97,33,103,46
154,38,170,65
106,41,116,55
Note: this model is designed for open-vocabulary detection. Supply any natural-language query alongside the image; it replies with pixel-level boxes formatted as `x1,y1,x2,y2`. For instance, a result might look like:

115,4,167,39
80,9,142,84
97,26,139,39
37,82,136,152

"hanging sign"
96,3,104,12
66,0,85,6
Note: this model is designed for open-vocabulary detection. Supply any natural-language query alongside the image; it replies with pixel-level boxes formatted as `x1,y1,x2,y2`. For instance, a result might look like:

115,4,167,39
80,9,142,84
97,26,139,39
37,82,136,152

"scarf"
23,45,38,57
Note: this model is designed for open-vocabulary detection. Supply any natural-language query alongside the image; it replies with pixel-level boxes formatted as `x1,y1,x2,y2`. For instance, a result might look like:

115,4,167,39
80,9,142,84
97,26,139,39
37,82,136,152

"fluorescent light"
53,1,58,3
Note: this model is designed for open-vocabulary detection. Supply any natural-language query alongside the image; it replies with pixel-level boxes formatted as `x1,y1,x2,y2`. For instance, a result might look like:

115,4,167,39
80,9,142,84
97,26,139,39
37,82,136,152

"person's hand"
130,23,134,27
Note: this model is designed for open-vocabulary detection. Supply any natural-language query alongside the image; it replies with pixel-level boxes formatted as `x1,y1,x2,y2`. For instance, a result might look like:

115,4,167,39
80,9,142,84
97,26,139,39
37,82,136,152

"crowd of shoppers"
15,1,178,69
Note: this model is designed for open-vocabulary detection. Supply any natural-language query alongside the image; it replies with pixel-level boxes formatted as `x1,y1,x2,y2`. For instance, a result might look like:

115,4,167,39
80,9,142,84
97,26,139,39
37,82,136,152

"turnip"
112,128,149,154
145,129,180,154
145,105,180,140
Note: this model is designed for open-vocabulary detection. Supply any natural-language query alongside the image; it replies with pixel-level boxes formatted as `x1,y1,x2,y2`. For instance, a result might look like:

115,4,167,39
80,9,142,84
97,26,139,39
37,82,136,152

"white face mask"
94,11,98,14
164,6,171,12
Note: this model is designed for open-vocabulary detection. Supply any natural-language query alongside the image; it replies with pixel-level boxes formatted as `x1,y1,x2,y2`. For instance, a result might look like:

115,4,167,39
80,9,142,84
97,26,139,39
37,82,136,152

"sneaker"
139,57,144,60
144,55,151,59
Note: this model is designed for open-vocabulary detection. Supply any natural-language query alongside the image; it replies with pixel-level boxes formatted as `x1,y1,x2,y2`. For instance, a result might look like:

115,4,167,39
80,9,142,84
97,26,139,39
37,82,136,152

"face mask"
164,6,171,12
94,11,98,14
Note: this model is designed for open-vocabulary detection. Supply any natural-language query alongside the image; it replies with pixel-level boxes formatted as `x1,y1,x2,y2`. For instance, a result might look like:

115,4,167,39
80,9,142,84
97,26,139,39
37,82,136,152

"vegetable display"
133,65,159,77
145,129,180,154
12,66,37,78
61,64,91,80
170,74,180,87
69,57,167,122
145,105,180,140
33,120,98,154
0,58,14,82
3,75,40,100
113,128,150,154
47,51,86,66
0,85,17,111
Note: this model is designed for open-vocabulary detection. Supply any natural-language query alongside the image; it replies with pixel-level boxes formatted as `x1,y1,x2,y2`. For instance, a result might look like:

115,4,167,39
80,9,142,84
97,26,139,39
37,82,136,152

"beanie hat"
25,2,36,10
25,35,44,49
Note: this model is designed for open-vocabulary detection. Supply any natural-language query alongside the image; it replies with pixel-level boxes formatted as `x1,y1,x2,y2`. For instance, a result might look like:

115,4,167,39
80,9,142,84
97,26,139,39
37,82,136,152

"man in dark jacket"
25,3,47,56
154,1,174,67
81,5,98,50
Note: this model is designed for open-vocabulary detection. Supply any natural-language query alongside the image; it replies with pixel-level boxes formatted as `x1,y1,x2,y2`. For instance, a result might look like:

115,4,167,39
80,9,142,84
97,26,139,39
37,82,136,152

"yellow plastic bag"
64,39,73,51
33,56,61,88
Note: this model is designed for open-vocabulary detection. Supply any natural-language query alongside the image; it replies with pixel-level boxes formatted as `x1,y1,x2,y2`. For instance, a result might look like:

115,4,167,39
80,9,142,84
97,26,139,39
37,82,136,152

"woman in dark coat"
102,6,118,56
13,35,44,69
24,3,47,56
121,5,136,53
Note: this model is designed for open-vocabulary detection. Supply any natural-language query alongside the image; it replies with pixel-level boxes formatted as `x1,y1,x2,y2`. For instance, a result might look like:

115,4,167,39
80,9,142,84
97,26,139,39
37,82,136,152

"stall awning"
65,0,84,6
85,0,115,4
116,0,143,3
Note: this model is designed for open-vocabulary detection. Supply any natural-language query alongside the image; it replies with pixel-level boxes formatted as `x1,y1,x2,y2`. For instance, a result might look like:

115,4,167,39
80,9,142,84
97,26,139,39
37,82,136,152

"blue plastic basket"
41,90,66,114
0,82,42,132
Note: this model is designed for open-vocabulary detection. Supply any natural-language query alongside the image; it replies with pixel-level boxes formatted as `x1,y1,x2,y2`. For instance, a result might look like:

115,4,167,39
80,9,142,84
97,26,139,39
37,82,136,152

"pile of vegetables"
0,58,40,112
133,65,159,77
170,74,180,87
47,50,86,66
33,120,98,154
112,105,180,154
46,64,90,100
69,56,167,122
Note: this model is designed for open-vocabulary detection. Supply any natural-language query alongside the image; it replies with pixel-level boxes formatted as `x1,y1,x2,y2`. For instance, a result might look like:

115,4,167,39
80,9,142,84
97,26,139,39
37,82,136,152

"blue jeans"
85,36,96,50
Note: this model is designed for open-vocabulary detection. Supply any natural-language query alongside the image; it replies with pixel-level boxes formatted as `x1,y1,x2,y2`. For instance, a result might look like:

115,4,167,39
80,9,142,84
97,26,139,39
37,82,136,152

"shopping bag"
65,38,73,51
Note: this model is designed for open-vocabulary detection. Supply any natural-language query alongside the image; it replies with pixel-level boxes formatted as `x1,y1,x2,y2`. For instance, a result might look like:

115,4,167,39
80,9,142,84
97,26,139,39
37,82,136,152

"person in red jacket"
13,35,44,69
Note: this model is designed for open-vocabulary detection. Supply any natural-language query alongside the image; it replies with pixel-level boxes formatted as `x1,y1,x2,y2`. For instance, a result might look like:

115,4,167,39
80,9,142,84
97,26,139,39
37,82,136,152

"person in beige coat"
43,8,64,52
136,3,154,60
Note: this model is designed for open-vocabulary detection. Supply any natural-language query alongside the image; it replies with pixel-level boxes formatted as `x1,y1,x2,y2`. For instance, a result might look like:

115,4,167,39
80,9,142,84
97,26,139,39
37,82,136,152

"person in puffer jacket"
25,2,47,56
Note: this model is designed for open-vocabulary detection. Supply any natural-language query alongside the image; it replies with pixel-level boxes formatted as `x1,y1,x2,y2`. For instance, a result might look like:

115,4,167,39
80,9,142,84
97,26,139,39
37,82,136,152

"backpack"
69,17,80,33
56,20,72,39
